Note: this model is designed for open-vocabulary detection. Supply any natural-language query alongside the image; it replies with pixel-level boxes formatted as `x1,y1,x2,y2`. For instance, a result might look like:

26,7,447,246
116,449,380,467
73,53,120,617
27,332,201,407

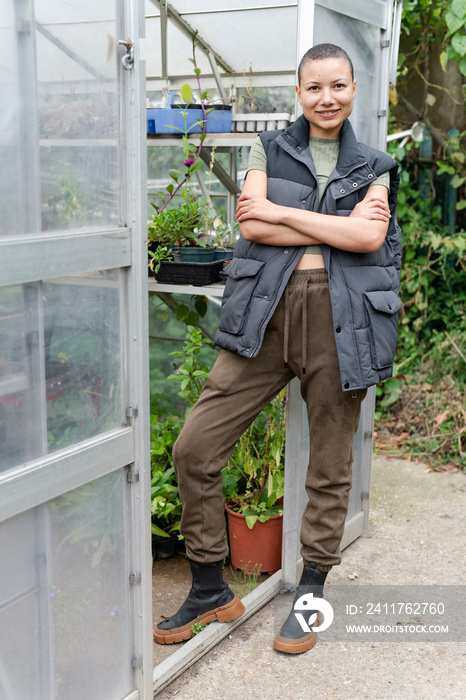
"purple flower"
110,605,119,617
182,158,196,167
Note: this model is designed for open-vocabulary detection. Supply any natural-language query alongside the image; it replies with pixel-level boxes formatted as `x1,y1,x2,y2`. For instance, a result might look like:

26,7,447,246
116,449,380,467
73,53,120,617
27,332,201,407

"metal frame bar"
199,147,241,195
0,229,131,288
389,0,403,87
121,0,153,694
35,21,105,80
0,428,134,523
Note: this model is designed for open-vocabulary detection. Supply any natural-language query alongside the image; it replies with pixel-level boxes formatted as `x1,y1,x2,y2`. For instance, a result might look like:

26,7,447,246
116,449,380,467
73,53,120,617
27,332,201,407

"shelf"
147,133,259,148
40,138,118,148
148,278,225,297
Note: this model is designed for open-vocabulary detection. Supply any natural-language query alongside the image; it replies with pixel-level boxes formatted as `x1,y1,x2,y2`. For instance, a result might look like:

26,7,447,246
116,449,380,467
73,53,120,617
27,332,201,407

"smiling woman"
154,43,402,658
296,55,356,140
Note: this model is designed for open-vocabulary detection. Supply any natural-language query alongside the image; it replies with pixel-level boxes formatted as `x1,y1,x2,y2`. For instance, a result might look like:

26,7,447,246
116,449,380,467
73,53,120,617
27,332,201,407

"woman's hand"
236,194,283,224
349,193,391,222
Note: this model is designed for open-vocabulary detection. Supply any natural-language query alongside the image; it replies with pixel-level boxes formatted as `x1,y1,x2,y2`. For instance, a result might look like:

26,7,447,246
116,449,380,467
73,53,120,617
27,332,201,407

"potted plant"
212,219,238,261
223,391,287,575
148,189,214,267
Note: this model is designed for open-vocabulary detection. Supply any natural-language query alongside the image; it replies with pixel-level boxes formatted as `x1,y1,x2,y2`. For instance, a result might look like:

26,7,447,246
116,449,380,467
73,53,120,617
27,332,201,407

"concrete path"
155,456,466,699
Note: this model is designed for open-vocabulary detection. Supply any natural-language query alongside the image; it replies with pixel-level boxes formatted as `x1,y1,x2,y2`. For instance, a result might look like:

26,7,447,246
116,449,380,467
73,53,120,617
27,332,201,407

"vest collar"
279,114,368,175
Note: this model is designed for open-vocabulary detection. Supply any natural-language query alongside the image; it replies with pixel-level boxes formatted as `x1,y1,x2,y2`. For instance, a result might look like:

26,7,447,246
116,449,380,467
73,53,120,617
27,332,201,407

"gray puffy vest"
214,116,403,392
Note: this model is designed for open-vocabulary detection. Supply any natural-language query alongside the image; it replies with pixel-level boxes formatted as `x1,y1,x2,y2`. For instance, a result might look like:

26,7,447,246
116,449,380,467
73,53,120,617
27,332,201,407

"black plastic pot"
152,533,178,560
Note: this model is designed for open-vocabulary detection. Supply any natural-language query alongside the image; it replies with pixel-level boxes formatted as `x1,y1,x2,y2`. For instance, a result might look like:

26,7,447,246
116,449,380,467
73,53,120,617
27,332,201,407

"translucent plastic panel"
314,6,380,145
145,0,298,78
0,470,133,700
0,509,43,700
36,0,119,231
0,271,122,472
0,2,22,236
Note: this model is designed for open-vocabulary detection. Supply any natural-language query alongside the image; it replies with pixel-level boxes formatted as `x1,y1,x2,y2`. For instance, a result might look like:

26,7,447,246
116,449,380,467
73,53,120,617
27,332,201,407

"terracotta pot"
225,506,282,575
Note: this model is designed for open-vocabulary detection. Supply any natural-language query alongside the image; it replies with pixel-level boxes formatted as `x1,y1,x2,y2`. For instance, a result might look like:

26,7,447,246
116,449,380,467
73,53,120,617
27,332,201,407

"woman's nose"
320,88,333,104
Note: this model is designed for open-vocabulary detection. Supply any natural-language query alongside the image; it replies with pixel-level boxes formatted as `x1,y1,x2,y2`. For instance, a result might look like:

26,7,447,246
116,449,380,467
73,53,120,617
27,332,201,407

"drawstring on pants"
283,268,327,376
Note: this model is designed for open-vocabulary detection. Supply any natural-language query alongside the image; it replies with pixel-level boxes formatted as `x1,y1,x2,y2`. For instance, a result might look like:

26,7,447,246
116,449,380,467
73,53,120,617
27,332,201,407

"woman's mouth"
317,109,340,117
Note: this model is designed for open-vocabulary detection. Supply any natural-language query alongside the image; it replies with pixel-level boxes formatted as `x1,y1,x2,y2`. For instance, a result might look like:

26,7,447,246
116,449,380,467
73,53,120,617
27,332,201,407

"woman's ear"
295,84,302,105
353,80,357,98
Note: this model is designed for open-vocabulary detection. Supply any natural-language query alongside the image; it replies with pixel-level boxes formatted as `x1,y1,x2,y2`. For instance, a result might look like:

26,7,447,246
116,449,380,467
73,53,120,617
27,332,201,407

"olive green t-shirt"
247,136,390,255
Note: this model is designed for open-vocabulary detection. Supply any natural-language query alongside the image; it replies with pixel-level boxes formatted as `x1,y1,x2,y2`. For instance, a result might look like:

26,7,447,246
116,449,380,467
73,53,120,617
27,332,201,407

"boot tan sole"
153,596,245,645
273,611,321,654
273,630,317,654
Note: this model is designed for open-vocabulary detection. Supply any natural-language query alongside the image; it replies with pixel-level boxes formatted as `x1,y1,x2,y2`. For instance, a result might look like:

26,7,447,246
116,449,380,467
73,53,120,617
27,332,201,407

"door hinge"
129,572,141,585
126,406,138,424
118,38,134,70
381,39,390,48
378,110,387,117
126,465,139,483
361,491,370,501
131,656,143,669
364,431,373,440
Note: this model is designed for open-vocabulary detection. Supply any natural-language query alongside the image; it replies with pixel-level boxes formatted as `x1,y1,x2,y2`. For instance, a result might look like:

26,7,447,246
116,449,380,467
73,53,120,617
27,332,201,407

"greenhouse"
0,0,406,698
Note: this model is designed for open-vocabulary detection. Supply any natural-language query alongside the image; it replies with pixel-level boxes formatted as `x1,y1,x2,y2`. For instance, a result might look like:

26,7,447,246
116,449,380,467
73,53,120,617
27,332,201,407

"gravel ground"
153,455,466,699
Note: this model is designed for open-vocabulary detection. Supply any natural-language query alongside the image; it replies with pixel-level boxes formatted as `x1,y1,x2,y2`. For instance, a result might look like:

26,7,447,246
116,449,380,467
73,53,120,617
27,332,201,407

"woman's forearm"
239,219,321,246
280,207,387,253
237,191,390,253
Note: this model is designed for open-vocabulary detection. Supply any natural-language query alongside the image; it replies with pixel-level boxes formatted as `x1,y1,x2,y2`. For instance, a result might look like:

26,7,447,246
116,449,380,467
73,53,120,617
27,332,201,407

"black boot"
153,558,245,644
274,562,328,654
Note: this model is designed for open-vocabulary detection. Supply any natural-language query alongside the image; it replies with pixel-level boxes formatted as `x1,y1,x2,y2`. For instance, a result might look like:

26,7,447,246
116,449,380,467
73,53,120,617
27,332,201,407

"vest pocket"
218,258,265,335
363,290,404,369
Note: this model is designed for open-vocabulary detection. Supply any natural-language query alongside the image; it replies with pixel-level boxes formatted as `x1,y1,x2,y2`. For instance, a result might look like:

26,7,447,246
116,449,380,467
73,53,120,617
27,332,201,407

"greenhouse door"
0,1,152,699
282,0,402,585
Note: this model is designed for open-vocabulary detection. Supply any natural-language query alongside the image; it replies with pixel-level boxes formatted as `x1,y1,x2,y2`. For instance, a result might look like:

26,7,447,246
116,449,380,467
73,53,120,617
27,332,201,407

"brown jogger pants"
173,269,367,573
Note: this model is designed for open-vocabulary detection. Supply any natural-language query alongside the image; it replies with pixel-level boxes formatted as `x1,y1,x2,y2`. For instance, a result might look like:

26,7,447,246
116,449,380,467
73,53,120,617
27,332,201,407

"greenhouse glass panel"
0,271,123,473
0,469,133,700
314,6,381,145
36,0,119,232
145,0,298,81
0,3,23,237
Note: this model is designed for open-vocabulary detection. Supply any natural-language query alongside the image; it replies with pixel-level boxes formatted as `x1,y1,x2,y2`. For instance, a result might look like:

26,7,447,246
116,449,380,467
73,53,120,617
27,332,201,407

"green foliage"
190,619,205,635
167,325,213,410
228,564,262,598
150,325,216,533
224,391,287,528
387,141,465,381
444,0,466,75
436,130,466,210
375,139,466,468
401,0,466,76
148,189,212,252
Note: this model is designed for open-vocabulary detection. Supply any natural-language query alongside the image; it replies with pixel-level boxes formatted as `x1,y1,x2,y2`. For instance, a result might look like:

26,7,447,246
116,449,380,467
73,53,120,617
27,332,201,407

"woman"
154,43,402,654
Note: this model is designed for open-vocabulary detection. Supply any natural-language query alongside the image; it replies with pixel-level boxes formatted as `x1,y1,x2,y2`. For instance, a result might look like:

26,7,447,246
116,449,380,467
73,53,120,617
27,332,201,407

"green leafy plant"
224,391,287,528
212,219,239,250
228,563,262,597
150,461,182,537
150,325,216,534
190,618,205,635
374,137,465,469
167,325,213,411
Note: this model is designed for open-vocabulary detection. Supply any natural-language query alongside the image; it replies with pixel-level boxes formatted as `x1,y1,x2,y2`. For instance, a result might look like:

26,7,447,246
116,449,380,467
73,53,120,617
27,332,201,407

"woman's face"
296,57,356,138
